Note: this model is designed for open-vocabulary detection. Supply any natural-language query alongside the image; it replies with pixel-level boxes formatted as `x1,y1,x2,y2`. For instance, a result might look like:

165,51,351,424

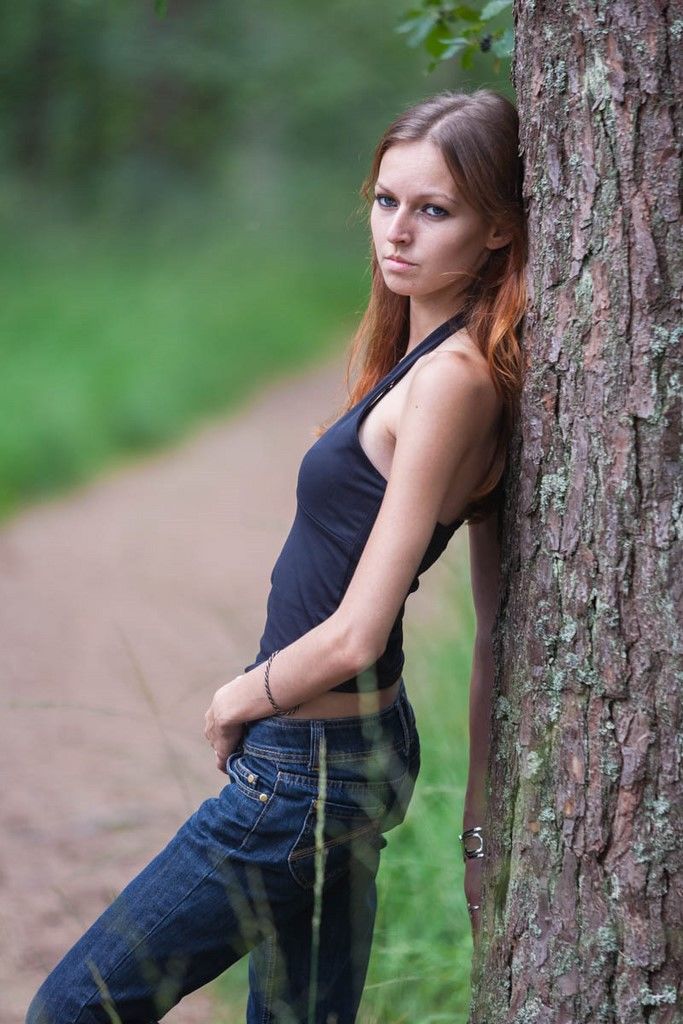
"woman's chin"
382,278,416,297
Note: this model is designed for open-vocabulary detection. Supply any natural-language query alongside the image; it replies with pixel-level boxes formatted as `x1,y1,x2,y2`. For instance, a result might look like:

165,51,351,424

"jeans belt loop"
396,691,411,753
308,720,321,772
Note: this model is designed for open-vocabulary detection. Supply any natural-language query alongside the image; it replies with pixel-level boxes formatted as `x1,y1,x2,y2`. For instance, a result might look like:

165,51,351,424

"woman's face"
370,139,507,309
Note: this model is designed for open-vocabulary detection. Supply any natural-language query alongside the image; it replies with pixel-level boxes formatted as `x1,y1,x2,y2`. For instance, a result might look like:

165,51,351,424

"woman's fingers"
203,702,224,765
203,702,244,774
210,731,233,773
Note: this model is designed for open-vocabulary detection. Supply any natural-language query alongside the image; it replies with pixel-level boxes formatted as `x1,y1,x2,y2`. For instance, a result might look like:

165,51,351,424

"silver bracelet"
263,649,301,717
459,825,485,861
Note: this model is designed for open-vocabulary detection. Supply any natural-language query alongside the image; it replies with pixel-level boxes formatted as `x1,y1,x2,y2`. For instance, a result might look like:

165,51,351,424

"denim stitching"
242,742,403,765
259,932,277,1024
289,820,382,862
396,697,411,754
309,720,321,772
275,768,406,791
287,806,384,892
228,754,274,802
46,687,416,1021
74,779,282,1019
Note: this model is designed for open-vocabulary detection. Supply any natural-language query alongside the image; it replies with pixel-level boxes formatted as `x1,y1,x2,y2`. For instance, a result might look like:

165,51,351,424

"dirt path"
0,347,463,1023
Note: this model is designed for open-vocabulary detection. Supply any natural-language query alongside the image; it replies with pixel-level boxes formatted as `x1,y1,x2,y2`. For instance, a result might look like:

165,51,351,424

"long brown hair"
315,88,528,525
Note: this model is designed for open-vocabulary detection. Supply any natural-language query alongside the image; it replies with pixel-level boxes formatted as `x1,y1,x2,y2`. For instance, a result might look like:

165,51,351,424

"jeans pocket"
381,763,418,832
287,792,387,891
226,751,277,803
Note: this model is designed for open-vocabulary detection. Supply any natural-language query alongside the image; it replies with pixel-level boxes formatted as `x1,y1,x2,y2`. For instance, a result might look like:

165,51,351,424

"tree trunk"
471,4,682,1022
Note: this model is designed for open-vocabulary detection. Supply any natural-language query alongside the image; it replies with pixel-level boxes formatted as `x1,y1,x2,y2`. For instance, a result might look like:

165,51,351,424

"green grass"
357,562,476,1024
211,558,477,1023
0,209,367,523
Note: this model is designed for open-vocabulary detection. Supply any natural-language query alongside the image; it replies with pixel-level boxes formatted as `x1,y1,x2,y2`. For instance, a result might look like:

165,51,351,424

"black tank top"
244,311,468,692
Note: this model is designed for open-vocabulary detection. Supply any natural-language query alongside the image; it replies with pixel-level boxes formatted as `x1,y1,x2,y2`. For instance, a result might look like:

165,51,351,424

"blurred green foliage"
1,0,472,216
0,213,365,522
0,0,513,523
0,0,452,521
396,0,514,72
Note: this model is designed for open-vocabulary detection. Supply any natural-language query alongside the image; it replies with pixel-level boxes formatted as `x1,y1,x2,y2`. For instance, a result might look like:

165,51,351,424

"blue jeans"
26,679,420,1023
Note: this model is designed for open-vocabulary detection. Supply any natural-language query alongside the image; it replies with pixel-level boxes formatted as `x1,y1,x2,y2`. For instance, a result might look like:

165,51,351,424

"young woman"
27,88,527,1024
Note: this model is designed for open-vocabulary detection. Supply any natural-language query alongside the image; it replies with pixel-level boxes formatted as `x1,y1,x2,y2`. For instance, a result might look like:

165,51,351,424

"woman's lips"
385,256,416,268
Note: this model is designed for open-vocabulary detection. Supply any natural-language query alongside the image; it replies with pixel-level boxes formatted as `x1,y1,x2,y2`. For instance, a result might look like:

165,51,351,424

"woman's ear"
485,223,513,250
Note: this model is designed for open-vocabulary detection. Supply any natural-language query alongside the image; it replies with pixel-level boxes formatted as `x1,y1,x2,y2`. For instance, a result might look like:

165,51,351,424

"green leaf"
461,45,476,69
438,35,471,53
441,37,472,61
492,27,514,57
395,0,510,70
438,35,470,47
424,22,451,58
481,0,512,19
451,4,483,21
153,0,168,16
395,7,426,32
395,10,440,47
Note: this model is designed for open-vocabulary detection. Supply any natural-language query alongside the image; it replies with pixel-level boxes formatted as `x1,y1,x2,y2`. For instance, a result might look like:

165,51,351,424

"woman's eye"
374,194,448,218
424,203,448,218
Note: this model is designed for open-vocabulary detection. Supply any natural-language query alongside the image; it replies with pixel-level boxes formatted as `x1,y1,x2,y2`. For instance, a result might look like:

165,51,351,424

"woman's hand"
464,856,484,944
204,680,245,773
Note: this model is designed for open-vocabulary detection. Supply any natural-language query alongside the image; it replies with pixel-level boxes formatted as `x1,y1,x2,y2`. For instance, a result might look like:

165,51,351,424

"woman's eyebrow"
375,181,458,204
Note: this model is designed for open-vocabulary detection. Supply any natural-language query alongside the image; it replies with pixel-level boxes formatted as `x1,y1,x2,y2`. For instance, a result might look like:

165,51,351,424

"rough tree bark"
470,3,682,1022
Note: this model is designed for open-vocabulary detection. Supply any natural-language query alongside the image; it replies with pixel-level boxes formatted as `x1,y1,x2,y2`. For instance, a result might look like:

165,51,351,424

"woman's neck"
404,298,466,354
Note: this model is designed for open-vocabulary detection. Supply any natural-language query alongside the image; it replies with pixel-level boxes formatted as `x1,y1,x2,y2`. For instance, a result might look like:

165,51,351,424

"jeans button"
247,773,256,784
259,792,268,803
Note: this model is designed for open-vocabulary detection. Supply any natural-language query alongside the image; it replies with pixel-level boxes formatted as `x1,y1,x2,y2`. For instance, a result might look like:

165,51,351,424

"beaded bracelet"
263,649,301,716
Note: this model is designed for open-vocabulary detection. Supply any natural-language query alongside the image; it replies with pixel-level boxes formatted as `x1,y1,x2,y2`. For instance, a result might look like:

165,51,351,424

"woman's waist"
241,675,409,761
288,673,402,720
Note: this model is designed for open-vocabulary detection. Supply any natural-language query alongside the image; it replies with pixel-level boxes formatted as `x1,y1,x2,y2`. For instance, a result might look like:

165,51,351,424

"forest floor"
0,344,462,1023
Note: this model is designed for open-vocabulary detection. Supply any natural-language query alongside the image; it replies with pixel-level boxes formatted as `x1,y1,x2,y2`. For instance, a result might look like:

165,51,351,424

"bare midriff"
287,673,402,719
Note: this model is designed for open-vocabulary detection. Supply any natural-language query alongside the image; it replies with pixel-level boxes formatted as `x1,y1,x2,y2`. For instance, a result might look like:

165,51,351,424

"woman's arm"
460,507,501,940
463,508,501,829
212,350,501,727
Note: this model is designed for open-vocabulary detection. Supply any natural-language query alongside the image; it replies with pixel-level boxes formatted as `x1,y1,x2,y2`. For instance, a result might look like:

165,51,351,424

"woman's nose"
386,208,411,244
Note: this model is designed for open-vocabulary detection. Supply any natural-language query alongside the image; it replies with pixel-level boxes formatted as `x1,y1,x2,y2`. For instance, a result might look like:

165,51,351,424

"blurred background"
0,0,513,522
1,3,514,1021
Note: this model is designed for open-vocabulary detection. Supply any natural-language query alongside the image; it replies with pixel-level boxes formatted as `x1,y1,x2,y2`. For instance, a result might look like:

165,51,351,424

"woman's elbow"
333,611,383,675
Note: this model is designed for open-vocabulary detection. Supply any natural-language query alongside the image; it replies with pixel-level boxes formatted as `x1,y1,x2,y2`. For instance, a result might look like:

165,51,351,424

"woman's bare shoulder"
437,327,493,375
422,328,502,422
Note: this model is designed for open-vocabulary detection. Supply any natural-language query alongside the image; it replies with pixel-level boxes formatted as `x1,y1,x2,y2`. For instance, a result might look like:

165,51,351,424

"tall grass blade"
307,731,327,1023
